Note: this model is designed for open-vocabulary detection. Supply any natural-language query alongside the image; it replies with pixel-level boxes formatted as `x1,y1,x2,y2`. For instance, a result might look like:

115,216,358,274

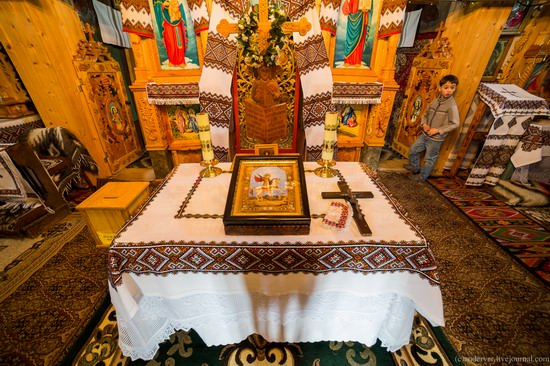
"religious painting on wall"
151,0,200,70
333,0,381,70
502,0,532,35
335,104,365,138
166,104,200,140
524,62,550,98
482,37,512,81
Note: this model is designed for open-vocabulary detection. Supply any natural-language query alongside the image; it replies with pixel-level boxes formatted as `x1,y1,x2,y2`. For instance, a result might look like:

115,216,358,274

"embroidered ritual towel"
478,83,550,119
510,120,550,168
120,0,154,37
466,115,532,186
187,0,210,34
332,82,384,105
378,0,407,38
198,0,243,162
146,82,201,105
321,201,354,231
319,0,341,39
284,0,335,161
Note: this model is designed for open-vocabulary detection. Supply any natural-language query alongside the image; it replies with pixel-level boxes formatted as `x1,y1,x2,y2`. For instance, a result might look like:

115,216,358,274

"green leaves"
236,3,289,68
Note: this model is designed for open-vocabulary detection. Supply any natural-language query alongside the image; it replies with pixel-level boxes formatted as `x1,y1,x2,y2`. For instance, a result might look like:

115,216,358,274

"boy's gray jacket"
420,96,460,141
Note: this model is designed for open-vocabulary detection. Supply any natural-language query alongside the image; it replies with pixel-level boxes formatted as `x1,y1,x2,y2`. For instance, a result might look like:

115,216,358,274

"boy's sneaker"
411,174,426,181
403,163,419,174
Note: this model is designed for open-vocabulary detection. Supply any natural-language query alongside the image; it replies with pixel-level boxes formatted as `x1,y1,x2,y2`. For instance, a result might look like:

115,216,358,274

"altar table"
108,162,444,360
463,83,549,186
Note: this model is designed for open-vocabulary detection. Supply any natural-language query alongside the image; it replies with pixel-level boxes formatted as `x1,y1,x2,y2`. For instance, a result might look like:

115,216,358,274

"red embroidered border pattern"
109,240,439,287
332,82,384,100
145,83,200,100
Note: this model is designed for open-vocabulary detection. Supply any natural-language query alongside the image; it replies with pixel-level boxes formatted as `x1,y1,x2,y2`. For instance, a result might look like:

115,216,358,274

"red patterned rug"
429,176,550,285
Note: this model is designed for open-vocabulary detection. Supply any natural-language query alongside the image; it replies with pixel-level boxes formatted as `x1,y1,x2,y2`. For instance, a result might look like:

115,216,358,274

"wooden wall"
433,2,513,175
0,0,112,178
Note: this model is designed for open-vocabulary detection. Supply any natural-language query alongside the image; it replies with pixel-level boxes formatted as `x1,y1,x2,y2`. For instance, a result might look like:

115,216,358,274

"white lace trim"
114,291,415,361
332,97,382,105
146,97,201,105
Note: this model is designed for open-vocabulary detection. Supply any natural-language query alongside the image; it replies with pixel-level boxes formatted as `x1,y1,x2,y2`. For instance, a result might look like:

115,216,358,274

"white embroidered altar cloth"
108,162,444,360
466,84,550,186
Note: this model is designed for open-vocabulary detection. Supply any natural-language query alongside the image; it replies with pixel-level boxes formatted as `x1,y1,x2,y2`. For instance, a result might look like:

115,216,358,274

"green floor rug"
74,304,459,366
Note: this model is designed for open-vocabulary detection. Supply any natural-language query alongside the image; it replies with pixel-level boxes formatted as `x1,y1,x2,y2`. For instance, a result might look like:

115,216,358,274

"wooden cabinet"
76,182,150,247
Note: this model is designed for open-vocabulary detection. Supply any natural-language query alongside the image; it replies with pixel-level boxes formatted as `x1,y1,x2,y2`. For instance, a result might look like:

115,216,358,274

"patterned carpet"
429,176,550,284
0,215,109,365
0,215,86,303
381,173,550,364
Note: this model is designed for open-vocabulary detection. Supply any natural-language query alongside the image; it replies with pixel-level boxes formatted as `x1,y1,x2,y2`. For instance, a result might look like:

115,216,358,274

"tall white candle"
321,111,338,161
197,112,215,162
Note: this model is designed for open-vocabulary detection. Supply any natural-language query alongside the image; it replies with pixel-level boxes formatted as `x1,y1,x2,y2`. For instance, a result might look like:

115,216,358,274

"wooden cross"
83,23,95,41
321,181,374,236
217,0,311,53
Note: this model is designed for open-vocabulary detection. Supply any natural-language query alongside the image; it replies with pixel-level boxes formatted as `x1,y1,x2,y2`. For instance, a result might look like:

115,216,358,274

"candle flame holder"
314,159,337,178
200,159,222,178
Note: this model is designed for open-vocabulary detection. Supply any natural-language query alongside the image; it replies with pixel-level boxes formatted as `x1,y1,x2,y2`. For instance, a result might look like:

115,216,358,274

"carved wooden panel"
135,93,170,150
364,88,397,147
392,24,453,157
234,44,298,153
0,44,33,118
73,26,141,174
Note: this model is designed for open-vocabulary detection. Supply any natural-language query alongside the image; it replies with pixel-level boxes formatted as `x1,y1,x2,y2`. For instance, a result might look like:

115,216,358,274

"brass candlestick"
199,159,222,178
314,159,337,178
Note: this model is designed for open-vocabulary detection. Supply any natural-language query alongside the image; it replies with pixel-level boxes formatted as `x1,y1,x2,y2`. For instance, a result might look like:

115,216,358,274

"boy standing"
404,74,460,181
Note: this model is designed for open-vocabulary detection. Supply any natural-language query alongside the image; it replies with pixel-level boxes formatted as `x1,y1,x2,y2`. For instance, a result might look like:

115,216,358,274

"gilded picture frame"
223,155,310,235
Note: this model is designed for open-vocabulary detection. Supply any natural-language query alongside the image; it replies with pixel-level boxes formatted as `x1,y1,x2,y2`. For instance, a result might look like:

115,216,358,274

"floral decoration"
237,2,289,68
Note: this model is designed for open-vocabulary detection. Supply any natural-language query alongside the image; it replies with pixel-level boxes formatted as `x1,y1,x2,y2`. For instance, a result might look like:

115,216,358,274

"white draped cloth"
108,162,444,360
510,119,550,183
466,84,550,186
